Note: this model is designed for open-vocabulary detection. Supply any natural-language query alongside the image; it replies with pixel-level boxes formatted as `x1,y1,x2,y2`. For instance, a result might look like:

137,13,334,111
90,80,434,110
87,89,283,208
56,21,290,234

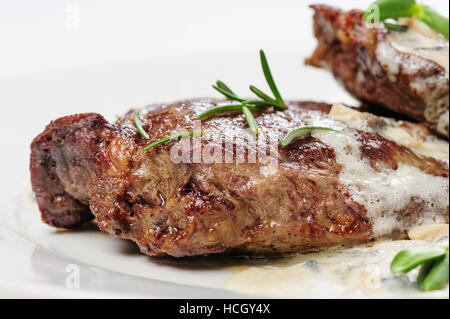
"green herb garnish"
137,50,336,147
391,246,447,273
364,0,417,22
142,130,203,152
242,105,259,135
391,244,449,291
210,50,287,111
416,5,449,40
258,49,286,108
281,126,338,147
216,80,237,96
364,0,449,40
418,253,449,291
249,85,281,109
197,104,266,120
212,83,245,103
383,21,408,32
198,49,287,134
133,109,150,140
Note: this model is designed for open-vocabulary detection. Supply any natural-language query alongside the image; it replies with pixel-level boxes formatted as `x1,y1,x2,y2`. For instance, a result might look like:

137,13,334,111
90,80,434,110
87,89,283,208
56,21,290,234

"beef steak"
30,100,449,256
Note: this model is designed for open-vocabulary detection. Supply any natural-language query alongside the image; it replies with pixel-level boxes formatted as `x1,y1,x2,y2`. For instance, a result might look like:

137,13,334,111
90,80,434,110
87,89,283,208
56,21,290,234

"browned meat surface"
30,99,449,257
306,5,449,138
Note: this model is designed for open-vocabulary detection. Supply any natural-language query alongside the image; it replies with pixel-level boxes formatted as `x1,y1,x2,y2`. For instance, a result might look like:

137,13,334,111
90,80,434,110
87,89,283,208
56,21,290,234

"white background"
6,0,449,77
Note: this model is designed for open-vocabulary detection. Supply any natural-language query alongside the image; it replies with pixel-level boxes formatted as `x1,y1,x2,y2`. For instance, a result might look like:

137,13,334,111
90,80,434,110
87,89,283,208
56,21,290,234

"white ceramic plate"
0,0,448,298
0,49,354,299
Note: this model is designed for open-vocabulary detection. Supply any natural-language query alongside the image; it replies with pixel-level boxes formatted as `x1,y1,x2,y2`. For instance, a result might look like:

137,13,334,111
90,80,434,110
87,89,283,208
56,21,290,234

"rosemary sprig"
242,105,259,135
142,130,203,152
391,244,449,291
211,82,282,109
364,0,449,40
281,126,338,147
133,109,150,140
198,49,287,134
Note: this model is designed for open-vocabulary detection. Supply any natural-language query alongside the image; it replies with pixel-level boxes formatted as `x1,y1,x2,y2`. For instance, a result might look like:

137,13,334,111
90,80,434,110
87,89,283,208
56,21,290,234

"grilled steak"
306,5,449,138
30,99,449,257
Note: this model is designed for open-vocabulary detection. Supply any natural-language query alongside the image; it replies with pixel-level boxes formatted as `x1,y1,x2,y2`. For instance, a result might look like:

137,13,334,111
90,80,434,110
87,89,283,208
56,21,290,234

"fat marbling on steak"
306,5,449,138
30,99,449,257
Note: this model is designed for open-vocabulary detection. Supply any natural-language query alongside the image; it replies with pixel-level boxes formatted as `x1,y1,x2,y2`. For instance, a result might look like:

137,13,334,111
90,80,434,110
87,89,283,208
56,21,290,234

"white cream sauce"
217,105,448,299
378,18,449,73
329,104,449,161
313,104,449,237
225,236,449,298
382,125,449,161
389,27,449,72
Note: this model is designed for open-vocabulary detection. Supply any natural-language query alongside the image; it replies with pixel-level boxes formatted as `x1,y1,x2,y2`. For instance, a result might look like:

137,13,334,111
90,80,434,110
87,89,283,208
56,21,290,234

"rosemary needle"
197,104,265,120
142,131,203,152
249,85,283,110
216,80,237,96
212,85,245,103
242,105,259,135
133,109,150,140
281,126,338,147
259,49,285,107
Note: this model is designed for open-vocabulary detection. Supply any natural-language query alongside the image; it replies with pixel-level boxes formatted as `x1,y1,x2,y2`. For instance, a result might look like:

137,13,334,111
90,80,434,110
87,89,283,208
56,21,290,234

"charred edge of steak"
30,113,107,228
305,4,449,139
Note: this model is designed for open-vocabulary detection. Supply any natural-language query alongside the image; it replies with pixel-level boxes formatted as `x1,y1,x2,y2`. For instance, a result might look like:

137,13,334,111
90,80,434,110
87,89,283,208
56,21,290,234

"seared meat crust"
306,5,449,138
30,100,449,256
